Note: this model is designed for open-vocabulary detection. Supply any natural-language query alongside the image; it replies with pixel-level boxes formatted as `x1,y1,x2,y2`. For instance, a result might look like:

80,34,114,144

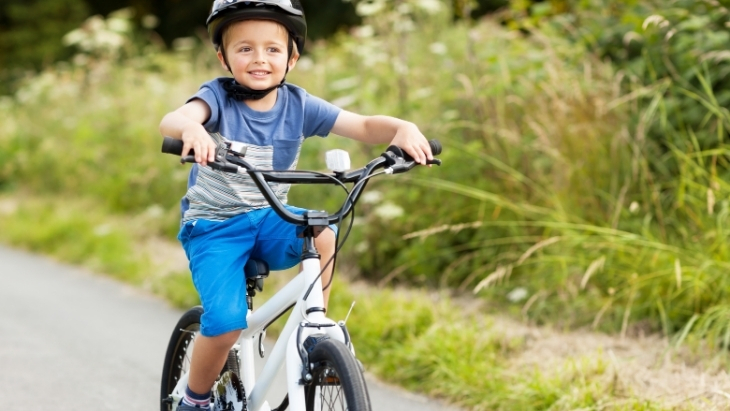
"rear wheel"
160,306,240,411
305,339,371,411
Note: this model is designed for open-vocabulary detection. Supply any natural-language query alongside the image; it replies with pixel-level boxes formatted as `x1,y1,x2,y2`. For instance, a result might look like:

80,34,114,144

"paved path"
0,246,461,410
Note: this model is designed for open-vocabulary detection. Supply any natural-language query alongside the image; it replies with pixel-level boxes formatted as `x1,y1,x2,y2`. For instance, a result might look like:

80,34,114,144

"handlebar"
161,136,442,227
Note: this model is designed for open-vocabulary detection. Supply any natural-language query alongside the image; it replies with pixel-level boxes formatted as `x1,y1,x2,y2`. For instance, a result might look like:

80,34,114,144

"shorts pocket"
177,221,196,242
178,219,217,243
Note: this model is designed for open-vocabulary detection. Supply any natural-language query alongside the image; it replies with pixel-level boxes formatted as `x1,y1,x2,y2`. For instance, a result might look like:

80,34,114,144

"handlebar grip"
386,139,442,162
429,139,442,156
161,137,190,156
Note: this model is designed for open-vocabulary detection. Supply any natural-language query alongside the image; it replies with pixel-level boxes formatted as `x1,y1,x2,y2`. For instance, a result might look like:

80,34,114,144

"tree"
0,0,88,73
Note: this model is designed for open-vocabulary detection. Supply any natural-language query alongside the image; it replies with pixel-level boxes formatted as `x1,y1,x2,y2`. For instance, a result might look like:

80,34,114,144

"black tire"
160,306,240,411
305,339,372,411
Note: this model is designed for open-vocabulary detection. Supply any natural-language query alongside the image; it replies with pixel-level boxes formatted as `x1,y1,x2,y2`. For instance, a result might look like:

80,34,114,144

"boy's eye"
268,47,280,53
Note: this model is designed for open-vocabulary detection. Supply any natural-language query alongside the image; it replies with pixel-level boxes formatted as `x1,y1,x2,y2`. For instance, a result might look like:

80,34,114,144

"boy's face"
217,19,298,90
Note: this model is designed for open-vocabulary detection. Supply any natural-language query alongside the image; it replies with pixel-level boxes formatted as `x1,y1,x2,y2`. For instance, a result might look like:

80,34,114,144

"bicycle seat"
244,258,269,279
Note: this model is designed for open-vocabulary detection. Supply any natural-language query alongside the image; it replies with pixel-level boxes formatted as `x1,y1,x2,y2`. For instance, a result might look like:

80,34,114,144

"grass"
0,194,700,410
1,193,708,410
0,194,199,308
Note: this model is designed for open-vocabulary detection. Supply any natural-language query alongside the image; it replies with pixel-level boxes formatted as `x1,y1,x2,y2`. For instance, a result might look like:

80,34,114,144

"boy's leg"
313,227,336,308
187,330,241,394
178,214,258,406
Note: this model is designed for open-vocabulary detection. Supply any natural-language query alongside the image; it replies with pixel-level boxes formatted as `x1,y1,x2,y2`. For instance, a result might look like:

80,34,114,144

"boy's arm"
330,111,433,165
159,98,217,165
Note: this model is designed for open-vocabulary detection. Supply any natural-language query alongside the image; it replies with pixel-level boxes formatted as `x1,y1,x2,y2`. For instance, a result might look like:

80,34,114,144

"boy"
159,1,433,409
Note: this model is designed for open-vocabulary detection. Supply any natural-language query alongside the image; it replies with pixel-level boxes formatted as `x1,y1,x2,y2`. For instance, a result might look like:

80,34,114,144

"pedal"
211,371,246,411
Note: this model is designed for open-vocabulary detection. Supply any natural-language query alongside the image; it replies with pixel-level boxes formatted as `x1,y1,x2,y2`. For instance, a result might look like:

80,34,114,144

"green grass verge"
0,194,690,411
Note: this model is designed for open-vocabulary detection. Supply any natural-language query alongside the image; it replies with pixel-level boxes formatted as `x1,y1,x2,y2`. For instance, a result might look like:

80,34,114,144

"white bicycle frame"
171,251,351,411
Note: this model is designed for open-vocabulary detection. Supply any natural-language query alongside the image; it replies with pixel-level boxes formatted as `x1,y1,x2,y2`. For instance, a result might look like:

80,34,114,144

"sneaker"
176,403,209,411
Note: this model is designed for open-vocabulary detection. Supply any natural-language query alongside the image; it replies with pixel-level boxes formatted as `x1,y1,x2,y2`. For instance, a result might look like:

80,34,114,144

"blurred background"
2,0,730,409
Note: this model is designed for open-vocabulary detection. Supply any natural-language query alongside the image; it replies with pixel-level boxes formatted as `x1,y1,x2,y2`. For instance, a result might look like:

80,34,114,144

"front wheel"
160,306,240,411
305,339,372,411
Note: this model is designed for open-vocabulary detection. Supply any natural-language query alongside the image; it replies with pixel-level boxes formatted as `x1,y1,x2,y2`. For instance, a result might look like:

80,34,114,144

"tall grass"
319,2,730,344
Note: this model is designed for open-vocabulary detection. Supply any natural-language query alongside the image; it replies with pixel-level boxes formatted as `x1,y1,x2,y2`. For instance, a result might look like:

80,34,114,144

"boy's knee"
204,329,241,348
316,228,336,252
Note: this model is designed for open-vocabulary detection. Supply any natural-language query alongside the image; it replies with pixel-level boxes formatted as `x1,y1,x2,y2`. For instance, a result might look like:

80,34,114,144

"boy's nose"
252,49,266,63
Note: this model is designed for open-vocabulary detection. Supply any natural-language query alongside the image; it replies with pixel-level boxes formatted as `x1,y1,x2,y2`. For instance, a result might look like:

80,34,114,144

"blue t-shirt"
181,78,341,223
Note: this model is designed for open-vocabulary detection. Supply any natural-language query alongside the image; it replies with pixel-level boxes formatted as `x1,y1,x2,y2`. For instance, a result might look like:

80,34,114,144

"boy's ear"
216,49,230,72
288,51,300,71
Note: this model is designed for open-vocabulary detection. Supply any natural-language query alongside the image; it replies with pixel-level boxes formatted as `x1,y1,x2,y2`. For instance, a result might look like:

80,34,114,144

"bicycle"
158,136,442,411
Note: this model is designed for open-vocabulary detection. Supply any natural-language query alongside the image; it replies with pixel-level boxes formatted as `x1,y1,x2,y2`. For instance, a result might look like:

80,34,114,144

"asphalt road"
0,246,461,410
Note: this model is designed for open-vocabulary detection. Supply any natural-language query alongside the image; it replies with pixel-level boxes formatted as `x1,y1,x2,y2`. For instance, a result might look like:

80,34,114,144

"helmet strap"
219,35,295,101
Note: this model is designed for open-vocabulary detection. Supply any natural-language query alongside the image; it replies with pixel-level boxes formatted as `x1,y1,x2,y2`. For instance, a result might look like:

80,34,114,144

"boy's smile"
217,19,298,105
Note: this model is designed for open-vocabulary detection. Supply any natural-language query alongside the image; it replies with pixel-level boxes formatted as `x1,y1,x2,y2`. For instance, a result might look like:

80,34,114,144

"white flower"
374,202,404,220
507,287,528,303
361,191,383,204
393,18,415,33
416,0,442,14
413,88,432,99
629,201,640,214
142,15,159,29
107,17,130,34
330,94,357,109
396,3,411,14
94,223,113,237
357,0,385,16
63,29,87,47
296,56,314,71
429,42,447,55
330,76,360,91
642,15,668,30
354,241,369,253
353,25,375,38
145,204,164,219
173,37,196,51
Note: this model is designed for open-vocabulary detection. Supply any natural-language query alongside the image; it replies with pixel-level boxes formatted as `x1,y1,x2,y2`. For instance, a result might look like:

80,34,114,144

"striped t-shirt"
180,79,341,223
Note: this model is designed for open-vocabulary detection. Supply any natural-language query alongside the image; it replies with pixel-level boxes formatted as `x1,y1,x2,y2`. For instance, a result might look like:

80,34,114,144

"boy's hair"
207,0,307,53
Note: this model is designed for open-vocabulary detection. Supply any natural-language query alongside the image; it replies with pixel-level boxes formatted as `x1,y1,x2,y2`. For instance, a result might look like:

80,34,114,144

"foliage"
0,0,89,94
2,0,730,367
0,0,524,96
327,286,693,410
511,0,730,151
304,0,730,345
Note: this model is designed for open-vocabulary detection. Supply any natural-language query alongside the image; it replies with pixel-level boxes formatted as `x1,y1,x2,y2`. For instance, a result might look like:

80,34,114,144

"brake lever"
382,151,442,174
180,154,239,173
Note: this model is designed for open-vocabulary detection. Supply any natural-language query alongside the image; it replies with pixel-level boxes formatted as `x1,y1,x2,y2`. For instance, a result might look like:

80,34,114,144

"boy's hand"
391,122,433,166
159,99,215,165
181,124,217,166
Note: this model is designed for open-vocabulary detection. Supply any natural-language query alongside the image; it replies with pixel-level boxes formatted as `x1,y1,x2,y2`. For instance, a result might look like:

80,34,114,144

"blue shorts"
178,205,336,337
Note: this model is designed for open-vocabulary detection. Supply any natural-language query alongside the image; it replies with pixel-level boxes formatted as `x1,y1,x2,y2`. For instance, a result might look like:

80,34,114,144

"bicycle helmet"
206,0,307,100
207,0,307,53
